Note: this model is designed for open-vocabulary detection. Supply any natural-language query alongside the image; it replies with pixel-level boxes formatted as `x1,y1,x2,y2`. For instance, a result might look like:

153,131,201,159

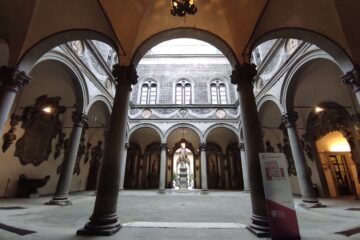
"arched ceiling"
0,0,359,67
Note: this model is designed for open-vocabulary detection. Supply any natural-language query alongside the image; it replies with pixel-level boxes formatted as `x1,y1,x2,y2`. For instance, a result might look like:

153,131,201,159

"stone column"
119,143,129,190
77,64,137,236
159,143,167,192
231,64,269,237
240,143,250,191
47,112,87,206
281,112,322,207
200,143,208,192
0,67,30,136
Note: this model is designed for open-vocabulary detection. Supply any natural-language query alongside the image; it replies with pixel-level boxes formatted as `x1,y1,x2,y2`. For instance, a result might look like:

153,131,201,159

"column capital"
0,66,31,92
239,143,245,151
199,143,206,151
72,112,88,127
112,64,138,87
160,143,167,150
230,63,257,87
281,112,299,128
342,65,360,92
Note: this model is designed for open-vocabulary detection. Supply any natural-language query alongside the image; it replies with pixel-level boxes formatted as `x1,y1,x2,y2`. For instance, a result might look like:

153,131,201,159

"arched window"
175,80,191,104
140,80,157,104
210,80,227,104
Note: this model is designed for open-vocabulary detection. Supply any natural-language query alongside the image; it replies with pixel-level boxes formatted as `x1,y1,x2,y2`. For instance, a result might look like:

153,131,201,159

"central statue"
177,145,190,189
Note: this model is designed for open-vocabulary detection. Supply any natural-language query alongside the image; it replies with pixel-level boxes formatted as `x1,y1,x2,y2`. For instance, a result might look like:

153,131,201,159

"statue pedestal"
178,167,188,189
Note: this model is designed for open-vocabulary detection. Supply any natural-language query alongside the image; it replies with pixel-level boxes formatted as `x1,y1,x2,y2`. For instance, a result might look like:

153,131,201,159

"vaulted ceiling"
0,0,359,68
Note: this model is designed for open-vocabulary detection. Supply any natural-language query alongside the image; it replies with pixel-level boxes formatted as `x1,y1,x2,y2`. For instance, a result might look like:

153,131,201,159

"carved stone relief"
15,95,65,166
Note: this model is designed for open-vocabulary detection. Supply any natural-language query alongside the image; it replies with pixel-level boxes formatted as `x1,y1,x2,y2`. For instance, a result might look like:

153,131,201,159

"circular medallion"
285,39,300,54
70,41,84,56
142,109,152,118
216,109,226,119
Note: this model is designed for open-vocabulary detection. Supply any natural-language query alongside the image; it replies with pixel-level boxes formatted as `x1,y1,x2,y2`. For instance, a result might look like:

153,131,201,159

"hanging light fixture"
170,0,197,17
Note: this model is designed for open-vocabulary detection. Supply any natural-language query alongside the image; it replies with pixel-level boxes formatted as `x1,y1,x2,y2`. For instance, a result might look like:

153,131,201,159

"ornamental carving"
15,95,65,166
2,114,21,152
306,102,352,142
0,67,31,92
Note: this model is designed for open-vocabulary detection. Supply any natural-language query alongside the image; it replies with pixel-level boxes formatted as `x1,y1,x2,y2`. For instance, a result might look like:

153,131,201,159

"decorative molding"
0,67,31,92
342,65,360,93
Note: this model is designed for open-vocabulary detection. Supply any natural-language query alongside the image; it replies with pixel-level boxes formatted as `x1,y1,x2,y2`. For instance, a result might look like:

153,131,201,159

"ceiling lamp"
171,0,197,17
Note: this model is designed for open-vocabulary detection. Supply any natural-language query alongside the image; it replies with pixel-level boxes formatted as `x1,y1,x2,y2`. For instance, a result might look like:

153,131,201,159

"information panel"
259,153,301,240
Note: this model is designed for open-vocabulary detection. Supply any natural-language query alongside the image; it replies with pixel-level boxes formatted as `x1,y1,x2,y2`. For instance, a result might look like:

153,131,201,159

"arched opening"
205,127,240,189
85,100,110,191
126,127,161,189
0,59,82,197
166,127,201,189
282,57,360,198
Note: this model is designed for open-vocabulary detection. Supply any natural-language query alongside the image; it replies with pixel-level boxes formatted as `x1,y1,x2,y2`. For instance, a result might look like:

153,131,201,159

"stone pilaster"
47,112,87,206
281,112,323,207
77,64,137,236
231,63,270,237
0,66,31,136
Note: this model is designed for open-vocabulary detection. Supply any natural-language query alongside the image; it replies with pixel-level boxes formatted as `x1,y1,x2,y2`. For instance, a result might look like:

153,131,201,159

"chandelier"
170,0,197,17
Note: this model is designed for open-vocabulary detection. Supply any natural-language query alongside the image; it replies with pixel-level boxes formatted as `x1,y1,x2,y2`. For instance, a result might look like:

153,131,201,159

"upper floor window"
176,80,191,104
140,80,157,104
210,80,227,104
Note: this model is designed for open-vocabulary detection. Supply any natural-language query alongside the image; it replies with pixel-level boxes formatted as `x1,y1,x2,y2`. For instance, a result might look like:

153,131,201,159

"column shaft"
282,112,321,205
119,143,128,190
200,143,208,191
159,143,167,191
231,64,269,237
47,112,87,205
240,143,250,191
77,64,137,236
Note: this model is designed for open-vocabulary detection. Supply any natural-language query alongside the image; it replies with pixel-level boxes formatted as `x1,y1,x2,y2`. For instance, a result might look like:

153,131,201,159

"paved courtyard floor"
0,190,359,240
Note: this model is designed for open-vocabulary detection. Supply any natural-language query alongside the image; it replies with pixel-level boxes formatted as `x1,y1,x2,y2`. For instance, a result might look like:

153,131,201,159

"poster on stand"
259,153,301,240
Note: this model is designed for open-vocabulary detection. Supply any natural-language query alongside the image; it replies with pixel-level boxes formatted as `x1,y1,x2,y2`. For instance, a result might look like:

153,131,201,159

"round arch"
281,50,341,113
131,28,238,67
128,124,164,142
257,95,283,113
249,28,354,73
17,29,118,74
0,37,9,66
164,123,203,143
203,123,240,143
34,52,89,112
86,95,112,115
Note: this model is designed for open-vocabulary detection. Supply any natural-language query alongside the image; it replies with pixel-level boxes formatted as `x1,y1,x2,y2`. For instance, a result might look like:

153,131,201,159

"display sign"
259,153,301,240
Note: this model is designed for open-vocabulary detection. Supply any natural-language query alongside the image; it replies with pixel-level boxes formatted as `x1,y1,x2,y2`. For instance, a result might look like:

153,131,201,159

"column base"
299,199,326,209
77,213,121,236
247,213,270,238
158,189,166,194
201,189,209,194
45,196,72,206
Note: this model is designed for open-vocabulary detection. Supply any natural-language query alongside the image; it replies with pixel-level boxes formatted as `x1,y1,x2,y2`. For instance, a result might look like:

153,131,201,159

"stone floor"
0,190,359,240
